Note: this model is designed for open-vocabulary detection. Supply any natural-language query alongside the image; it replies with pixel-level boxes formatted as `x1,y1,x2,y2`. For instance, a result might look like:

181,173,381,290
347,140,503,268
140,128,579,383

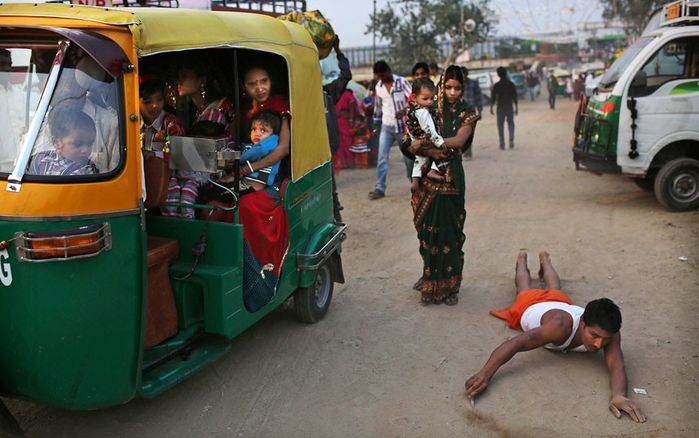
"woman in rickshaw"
177,57,235,136
238,61,291,184
235,60,293,285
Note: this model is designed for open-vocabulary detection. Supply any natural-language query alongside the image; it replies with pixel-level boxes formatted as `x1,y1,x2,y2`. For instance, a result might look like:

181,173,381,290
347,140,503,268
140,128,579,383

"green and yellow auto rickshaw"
0,3,345,429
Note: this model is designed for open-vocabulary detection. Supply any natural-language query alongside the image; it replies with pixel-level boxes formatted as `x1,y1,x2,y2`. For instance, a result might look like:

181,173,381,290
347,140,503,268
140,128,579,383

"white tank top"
520,302,588,353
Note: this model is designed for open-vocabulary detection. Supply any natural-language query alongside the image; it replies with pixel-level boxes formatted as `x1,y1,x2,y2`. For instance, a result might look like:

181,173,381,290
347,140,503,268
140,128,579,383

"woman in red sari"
333,89,358,172
237,64,292,286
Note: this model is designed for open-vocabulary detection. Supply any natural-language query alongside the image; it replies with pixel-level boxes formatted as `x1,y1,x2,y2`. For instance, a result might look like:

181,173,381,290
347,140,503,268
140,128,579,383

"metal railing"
212,0,305,13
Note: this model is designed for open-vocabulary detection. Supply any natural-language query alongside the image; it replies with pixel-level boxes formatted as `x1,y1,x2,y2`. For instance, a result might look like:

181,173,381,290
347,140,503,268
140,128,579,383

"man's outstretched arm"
465,320,569,399
604,334,647,422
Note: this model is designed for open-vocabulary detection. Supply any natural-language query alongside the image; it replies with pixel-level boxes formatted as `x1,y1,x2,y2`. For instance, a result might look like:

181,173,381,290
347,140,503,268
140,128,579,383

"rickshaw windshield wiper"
6,40,70,193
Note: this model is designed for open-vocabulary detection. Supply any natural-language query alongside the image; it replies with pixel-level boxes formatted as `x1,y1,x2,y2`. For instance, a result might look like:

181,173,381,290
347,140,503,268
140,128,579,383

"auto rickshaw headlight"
15,223,112,262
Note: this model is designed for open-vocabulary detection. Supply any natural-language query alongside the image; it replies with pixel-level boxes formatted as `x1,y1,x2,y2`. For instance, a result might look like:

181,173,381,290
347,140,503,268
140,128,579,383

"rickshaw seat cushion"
145,236,180,348
144,154,170,209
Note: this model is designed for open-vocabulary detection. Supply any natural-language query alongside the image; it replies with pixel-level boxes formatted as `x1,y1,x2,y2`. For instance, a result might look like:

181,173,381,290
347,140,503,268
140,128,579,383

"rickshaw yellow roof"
0,4,330,181
0,4,315,55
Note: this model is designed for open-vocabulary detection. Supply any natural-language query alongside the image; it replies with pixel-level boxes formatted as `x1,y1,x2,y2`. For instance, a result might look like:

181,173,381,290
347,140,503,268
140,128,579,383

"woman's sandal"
443,294,458,306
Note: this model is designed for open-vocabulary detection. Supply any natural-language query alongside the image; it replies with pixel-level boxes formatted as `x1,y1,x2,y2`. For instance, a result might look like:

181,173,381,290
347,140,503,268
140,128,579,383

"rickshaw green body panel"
135,161,336,399
0,215,144,409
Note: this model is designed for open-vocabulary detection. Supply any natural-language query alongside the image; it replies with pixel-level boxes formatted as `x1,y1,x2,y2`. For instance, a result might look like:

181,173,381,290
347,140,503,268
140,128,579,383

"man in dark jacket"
490,67,518,149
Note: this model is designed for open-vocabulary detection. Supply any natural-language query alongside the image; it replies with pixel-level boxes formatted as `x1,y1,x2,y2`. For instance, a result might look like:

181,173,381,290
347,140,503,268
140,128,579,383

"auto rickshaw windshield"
0,40,123,179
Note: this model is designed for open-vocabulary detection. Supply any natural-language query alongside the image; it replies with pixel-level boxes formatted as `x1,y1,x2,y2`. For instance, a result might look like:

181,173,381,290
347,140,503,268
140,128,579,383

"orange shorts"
490,289,573,330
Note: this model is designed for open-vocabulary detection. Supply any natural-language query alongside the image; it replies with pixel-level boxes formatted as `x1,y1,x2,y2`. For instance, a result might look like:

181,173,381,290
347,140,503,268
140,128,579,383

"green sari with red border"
410,100,480,303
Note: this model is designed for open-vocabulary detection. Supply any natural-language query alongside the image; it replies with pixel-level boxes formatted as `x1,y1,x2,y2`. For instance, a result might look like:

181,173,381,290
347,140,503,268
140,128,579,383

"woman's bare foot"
426,169,445,181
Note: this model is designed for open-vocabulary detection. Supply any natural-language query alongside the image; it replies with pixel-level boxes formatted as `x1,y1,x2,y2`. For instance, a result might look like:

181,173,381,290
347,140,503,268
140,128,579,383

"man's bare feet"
514,251,532,293
538,251,551,281
518,251,528,264
426,169,445,181
517,251,530,274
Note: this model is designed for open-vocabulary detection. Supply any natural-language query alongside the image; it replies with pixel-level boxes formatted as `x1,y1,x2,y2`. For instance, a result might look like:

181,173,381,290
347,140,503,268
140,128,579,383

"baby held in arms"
405,77,451,191
239,109,283,194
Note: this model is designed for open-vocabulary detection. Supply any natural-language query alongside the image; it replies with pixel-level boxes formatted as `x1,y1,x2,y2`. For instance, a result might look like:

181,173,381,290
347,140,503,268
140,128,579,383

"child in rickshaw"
27,102,99,176
240,109,282,194
139,74,185,160
163,120,224,218
405,77,450,192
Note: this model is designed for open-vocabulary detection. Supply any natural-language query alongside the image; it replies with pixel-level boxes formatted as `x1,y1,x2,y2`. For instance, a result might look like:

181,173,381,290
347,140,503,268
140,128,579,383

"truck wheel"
294,263,334,323
654,158,699,212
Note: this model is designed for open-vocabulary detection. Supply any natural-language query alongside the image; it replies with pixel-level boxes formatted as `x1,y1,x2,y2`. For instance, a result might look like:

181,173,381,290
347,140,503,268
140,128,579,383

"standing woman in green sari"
401,65,481,305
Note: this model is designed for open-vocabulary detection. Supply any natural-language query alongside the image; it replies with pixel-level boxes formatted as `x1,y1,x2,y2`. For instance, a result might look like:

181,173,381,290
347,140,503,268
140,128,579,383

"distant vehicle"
580,61,606,80
508,72,528,98
573,0,699,211
470,70,498,104
551,69,572,95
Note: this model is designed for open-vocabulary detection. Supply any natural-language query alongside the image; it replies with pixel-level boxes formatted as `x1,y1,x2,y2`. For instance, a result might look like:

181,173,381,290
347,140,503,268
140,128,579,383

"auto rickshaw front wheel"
294,263,334,323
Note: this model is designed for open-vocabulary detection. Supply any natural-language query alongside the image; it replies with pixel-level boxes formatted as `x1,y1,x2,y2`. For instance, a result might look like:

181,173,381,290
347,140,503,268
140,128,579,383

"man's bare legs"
538,251,561,290
516,251,562,295
515,252,532,294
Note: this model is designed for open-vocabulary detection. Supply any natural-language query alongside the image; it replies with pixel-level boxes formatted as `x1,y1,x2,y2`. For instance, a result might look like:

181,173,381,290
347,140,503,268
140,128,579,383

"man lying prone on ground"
465,251,646,423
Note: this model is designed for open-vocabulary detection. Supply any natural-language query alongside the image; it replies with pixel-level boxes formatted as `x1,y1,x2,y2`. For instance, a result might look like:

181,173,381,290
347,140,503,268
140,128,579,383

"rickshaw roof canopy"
0,3,331,181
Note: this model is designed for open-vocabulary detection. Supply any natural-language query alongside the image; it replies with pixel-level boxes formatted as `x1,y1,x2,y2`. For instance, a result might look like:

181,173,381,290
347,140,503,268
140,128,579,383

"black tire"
654,158,699,212
633,177,655,191
294,263,334,323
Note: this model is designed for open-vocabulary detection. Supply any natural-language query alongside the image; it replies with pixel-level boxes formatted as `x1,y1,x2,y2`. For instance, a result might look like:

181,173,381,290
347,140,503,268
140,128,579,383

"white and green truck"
574,0,699,211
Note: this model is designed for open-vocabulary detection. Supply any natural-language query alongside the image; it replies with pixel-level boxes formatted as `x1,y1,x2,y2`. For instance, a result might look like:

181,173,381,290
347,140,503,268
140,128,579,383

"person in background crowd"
548,74,557,110
322,36,352,220
333,87,358,172
490,66,518,150
428,62,440,83
527,71,540,102
368,60,412,200
412,62,430,81
573,73,584,101
461,66,483,160
0,49,19,172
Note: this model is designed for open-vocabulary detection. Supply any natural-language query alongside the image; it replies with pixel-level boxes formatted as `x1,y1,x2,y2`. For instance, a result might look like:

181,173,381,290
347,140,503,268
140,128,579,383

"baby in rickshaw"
239,109,283,194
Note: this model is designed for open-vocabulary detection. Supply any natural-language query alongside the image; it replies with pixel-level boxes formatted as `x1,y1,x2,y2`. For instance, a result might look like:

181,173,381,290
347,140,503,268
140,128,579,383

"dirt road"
4,97,698,438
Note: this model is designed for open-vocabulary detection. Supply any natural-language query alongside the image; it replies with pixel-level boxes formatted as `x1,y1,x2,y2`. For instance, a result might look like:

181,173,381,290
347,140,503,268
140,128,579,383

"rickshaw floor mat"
243,241,278,313
145,236,180,348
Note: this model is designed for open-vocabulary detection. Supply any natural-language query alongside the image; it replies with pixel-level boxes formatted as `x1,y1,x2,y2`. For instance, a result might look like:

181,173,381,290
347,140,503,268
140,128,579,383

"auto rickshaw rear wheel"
294,263,334,323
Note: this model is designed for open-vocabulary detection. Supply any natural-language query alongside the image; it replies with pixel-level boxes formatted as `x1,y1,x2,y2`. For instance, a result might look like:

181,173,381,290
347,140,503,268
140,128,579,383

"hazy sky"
1,0,606,48
308,0,605,48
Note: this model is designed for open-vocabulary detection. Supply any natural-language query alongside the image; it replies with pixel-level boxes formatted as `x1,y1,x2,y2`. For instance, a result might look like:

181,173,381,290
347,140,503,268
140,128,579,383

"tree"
366,0,496,74
600,0,663,40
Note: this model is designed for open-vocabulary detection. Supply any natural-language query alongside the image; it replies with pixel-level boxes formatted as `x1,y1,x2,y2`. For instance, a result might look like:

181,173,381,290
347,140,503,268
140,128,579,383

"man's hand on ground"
465,372,489,400
609,394,647,422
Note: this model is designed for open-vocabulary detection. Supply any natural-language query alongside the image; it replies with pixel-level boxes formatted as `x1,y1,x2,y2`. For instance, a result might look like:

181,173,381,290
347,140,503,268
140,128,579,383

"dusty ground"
4,97,699,438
